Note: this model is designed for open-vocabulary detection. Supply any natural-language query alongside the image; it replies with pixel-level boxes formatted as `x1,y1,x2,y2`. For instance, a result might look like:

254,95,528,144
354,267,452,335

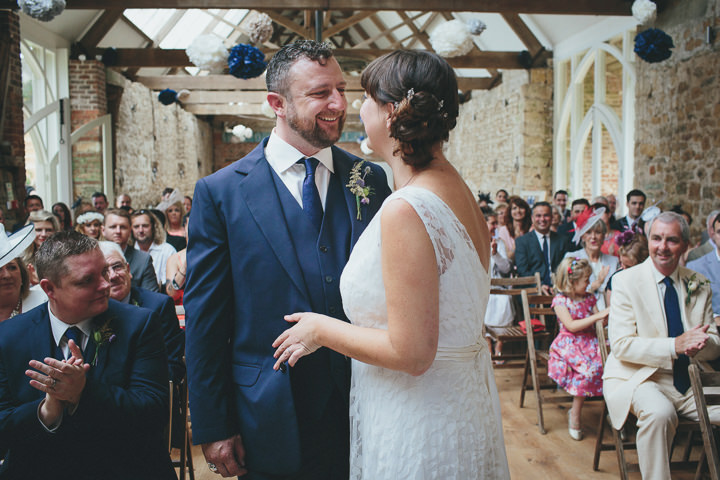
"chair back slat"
688,363,720,480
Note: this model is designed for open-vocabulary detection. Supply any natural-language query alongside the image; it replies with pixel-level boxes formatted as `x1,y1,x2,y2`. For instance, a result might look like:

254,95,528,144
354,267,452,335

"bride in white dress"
273,50,510,479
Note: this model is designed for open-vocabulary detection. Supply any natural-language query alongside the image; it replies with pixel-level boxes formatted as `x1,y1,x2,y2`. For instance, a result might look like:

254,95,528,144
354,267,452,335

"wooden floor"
181,366,703,479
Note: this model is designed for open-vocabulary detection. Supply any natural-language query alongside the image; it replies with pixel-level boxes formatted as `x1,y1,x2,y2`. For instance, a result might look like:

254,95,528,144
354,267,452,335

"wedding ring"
207,462,219,473
50,377,57,389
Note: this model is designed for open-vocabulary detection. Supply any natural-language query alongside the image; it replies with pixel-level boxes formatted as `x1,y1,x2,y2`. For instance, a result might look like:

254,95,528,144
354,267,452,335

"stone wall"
114,80,212,208
0,11,27,225
69,59,106,200
447,68,554,201
634,0,720,240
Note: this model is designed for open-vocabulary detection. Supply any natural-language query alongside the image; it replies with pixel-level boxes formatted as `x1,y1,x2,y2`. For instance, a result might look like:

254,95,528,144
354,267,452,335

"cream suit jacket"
603,258,719,429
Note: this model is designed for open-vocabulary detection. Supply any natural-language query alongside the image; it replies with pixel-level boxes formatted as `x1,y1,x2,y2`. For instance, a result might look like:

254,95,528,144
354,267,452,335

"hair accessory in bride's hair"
438,99,444,111
406,87,415,99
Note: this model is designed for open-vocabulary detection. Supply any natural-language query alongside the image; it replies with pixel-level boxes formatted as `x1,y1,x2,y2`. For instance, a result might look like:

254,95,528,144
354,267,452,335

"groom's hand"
202,434,247,477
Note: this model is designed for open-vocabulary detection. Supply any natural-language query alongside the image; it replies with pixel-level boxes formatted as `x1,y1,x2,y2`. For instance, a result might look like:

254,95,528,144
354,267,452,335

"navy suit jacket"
131,286,186,384
125,245,159,292
556,221,583,253
0,300,175,480
515,230,569,285
185,138,391,475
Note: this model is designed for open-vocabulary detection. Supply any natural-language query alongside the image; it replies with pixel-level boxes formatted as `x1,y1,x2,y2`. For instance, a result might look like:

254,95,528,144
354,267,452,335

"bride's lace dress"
340,186,510,480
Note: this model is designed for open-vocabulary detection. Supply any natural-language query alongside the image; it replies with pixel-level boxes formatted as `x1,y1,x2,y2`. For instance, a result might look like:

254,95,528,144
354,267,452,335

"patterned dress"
547,293,603,397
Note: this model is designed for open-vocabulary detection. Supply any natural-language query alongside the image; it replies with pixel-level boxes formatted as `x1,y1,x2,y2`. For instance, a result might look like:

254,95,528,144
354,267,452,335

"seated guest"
497,195,532,261
72,200,94,223
0,224,46,321
483,209,514,361
74,211,104,240
557,198,590,252
0,231,175,479
612,189,646,231
163,201,186,252
553,189,570,223
22,210,60,285
564,206,619,310
165,219,188,306
91,192,109,215
606,193,618,225
51,202,73,231
515,201,570,294
603,212,720,480
99,241,185,384
116,193,133,212
495,189,509,204
686,209,719,262
131,210,177,291
11,194,43,232
551,205,563,232
606,230,649,305
595,202,621,257
687,212,720,324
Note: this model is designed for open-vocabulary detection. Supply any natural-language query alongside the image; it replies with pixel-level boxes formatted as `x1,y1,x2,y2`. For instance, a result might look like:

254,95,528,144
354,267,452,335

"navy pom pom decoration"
228,44,267,79
634,28,674,63
158,89,178,105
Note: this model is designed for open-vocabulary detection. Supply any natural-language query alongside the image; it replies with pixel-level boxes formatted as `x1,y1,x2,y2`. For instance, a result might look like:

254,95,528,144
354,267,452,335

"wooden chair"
487,273,542,368
518,290,572,434
169,376,195,480
689,363,720,480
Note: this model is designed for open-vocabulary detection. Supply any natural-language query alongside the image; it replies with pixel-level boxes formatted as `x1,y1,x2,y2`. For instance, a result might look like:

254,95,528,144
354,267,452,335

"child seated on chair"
549,257,609,441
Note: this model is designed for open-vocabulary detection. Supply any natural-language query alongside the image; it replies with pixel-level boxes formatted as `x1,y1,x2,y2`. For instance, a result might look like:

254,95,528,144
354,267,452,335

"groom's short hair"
266,40,335,98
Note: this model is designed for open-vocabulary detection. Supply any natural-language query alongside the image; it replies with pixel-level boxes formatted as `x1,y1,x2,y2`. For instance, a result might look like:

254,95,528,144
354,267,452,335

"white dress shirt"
264,130,334,210
49,305,92,359
533,230,551,266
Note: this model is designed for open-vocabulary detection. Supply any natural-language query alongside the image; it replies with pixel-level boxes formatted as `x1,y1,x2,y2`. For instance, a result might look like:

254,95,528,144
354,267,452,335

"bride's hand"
272,313,324,370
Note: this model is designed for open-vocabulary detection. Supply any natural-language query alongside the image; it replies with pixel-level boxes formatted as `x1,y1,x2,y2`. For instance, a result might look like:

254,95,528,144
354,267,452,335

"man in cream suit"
603,212,720,480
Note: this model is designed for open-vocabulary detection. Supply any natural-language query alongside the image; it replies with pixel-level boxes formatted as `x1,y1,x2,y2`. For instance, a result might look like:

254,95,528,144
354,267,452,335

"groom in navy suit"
185,40,391,479
0,231,175,479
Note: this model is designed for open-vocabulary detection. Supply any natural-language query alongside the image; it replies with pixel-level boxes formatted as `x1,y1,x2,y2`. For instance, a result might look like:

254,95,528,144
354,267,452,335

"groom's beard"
286,105,346,149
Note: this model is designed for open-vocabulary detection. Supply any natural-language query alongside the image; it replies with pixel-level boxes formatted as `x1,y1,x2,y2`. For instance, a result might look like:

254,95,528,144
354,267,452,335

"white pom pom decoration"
360,138,373,155
247,12,274,45
186,35,229,74
18,0,66,22
468,19,487,36
176,89,191,101
232,125,253,141
429,20,473,58
261,100,276,119
352,99,363,110
632,0,657,25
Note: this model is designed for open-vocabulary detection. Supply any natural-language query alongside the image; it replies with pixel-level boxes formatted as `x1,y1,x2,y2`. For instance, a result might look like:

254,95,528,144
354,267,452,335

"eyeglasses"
108,261,128,274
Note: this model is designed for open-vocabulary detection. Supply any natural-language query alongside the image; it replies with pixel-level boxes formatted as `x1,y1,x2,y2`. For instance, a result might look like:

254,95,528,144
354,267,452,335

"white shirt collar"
265,130,335,174
48,304,94,347
533,230,550,243
650,261,681,286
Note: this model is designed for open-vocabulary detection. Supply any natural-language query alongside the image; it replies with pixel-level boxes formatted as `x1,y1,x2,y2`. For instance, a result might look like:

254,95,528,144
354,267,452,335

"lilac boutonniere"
347,161,374,220
91,317,117,366
683,273,709,306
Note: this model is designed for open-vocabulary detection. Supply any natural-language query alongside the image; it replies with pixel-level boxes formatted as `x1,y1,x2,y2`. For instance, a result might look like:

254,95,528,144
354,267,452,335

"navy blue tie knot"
298,157,323,232
662,276,689,394
64,326,84,355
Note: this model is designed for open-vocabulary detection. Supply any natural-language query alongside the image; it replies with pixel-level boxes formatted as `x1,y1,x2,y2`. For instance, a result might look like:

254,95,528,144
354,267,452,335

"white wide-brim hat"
0,224,36,269
572,206,606,244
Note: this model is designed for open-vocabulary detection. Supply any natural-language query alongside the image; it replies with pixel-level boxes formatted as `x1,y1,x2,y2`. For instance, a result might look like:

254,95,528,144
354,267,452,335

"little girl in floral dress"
549,257,609,441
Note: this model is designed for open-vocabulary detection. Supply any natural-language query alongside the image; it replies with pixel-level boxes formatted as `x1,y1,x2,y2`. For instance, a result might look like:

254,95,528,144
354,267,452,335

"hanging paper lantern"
232,124,253,141
429,20,473,58
634,28,674,63
632,0,657,25
351,99,363,110
228,44,267,79
176,89,191,101
158,89,178,106
186,34,229,74
468,19,487,36
247,13,274,45
360,137,373,156
261,100,275,118
17,0,65,22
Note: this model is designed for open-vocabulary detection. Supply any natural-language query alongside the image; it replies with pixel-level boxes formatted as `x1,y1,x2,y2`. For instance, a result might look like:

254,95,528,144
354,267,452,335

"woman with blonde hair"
0,224,46,321
75,211,104,240
164,201,186,251
23,210,60,285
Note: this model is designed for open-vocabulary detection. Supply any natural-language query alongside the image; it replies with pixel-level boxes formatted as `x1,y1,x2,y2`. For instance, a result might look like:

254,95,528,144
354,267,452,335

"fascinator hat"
0,224,36,269
477,192,494,204
571,206,606,244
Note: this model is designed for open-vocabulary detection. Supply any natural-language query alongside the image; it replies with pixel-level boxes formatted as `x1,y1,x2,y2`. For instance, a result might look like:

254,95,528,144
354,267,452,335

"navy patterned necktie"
542,235,551,285
64,326,84,358
299,157,323,232
663,277,689,394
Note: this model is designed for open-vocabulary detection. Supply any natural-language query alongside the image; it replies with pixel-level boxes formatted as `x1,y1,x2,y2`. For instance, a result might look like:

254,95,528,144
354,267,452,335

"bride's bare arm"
273,199,439,376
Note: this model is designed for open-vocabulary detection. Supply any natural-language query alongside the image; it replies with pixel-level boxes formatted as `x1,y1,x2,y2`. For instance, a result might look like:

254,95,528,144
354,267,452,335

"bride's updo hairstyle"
361,50,459,168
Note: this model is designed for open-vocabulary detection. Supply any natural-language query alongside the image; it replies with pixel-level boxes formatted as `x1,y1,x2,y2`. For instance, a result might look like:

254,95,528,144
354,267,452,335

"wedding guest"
0,224,46,321
563,206,619,310
606,193,618,225
102,208,159,292
91,192,109,214
612,189,646,231
557,198,590,252
116,193,133,211
11,194,44,232
165,219,188,305
183,195,192,217
51,202,73,231
687,210,720,262
495,202,508,227
606,230,649,305
484,209,514,362
515,201,570,294
603,212,720,480
184,40,392,478
497,195,531,260
477,192,493,209
549,257,608,440
22,210,60,285
496,189,508,204
131,210,176,291
553,189,570,223
75,211,104,240
0,231,176,479
163,201,186,251
72,200,94,223
687,212,720,324
551,205,563,232
596,202,621,257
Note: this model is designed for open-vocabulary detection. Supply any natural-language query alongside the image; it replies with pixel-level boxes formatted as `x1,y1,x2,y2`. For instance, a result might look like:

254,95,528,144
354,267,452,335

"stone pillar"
69,59,107,200
0,11,27,227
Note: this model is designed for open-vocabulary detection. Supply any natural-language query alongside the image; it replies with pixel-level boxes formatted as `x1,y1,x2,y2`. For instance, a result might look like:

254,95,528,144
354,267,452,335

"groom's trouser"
240,387,349,480
630,372,720,480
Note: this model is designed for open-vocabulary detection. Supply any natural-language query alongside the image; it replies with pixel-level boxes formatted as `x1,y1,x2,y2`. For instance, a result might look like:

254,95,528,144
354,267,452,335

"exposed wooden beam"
501,13,544,58
323,11,375,39
0,0,631,15
95,47,529,69
136,74,497,91
264,10,311,39
79,9,124,50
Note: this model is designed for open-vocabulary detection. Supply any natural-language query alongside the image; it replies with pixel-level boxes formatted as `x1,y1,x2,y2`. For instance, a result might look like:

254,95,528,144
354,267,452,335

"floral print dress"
548,293,603,397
